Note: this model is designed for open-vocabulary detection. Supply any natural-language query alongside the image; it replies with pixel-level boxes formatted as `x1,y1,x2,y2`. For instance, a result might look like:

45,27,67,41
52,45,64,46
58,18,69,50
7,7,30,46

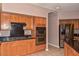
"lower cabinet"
36,44,46,52
0,39,45,56
64,42,79,56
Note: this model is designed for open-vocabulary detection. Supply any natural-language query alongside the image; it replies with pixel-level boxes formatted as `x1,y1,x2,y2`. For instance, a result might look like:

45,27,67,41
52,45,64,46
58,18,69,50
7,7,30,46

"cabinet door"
28,39,35,54
73,20,79,29
34,17,46,27
10,14,18,22
25,16,33,29
67,46,74,56
6,42,16,56
64,43,68,56
36,44,46,52
1,42,8,56
15,40,28,56
1,13,10,30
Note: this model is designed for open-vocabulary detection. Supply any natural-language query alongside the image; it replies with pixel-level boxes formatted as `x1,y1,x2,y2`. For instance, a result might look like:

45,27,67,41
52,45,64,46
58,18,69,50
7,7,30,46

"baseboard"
48,43,59,48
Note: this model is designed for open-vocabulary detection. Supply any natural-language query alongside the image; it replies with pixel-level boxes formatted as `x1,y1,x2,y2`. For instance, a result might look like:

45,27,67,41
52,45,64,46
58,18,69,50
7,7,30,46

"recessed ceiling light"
55,6,60,10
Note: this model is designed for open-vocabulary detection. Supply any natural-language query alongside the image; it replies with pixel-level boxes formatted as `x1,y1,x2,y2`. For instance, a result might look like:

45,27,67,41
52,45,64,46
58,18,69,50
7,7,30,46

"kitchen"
0,3,79,56
0,9,46,56
59,19,79,56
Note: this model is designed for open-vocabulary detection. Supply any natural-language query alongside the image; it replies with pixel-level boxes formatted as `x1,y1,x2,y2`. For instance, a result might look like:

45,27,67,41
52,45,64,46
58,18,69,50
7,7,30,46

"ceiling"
32,3,79,12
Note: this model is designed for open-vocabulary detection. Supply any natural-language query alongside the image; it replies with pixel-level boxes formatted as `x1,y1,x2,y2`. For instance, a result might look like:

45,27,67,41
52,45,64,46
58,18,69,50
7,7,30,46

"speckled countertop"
0,36,35,42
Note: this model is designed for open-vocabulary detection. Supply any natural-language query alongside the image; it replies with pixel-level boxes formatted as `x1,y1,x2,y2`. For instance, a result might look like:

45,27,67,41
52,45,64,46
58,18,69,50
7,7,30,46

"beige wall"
58,11,79,19
2,3,50,18
0,3,2,12
48,12,59,48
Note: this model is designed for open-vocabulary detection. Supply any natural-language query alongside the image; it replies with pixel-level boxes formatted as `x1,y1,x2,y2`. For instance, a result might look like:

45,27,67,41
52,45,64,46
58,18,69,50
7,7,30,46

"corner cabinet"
64,42,79,56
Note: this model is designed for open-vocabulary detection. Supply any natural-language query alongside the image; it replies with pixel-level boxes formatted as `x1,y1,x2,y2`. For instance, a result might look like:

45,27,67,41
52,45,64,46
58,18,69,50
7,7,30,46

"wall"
2,3,50,18
58,11,79,19
2,3,51,50
48,12,59,48
0,3,2,12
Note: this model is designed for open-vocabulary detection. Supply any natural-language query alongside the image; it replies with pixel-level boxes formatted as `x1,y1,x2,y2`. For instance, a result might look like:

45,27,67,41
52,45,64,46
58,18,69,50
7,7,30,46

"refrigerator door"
59,24,65,48
65,24,74,46
59,24,74,48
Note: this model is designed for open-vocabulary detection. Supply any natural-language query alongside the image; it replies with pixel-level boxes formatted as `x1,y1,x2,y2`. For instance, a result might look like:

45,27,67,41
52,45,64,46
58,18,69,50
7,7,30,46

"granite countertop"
65,39,79,53
0,36,35,42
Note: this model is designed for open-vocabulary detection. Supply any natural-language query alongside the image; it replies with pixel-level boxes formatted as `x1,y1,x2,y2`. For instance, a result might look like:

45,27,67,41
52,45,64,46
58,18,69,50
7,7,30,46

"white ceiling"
32,3,79,12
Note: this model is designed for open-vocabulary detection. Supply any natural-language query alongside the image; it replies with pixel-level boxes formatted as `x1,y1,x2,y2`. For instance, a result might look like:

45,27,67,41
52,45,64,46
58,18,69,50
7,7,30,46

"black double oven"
36,27,46,45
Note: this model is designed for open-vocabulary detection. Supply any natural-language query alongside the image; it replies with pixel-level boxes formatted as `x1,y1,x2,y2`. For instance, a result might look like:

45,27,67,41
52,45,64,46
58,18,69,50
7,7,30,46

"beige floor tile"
30,45,64,56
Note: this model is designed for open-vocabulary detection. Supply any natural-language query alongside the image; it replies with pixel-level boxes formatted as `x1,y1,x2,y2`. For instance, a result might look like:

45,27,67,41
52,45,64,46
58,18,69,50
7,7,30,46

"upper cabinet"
0,12,46,30
1,13,11,30
34,17,46,27
1,12,34,30
72,20,79,29
24,16,33,30
60,19,79,29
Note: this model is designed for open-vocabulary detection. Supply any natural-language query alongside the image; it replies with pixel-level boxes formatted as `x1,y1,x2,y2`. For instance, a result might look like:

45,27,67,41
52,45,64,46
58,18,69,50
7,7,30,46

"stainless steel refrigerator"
59,24,74,48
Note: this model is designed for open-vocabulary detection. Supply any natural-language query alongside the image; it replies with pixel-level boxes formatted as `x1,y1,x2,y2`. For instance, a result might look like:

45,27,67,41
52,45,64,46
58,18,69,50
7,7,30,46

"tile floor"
30,45,64,56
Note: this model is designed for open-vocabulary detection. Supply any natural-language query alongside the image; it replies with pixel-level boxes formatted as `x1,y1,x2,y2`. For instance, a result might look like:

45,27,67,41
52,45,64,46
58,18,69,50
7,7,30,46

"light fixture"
55,6,60,10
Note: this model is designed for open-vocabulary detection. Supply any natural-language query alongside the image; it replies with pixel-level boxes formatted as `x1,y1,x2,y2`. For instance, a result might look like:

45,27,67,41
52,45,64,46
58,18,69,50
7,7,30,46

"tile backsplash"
0,30,10,37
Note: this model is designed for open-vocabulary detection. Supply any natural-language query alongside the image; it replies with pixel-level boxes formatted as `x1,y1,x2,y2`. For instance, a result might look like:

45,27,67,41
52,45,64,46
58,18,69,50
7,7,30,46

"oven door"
36,27,46,45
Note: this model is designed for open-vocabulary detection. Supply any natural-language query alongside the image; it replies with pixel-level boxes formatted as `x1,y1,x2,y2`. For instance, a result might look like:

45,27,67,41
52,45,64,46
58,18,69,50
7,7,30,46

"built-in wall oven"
36,27,46,45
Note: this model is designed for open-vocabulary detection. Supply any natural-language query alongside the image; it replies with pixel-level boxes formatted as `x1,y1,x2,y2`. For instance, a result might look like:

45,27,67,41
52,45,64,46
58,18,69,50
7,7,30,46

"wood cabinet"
1,12,34,30
24,16,33,30
15,40,29,56
60,19,79,29
1,41,17,56
0,12,46,56
36,44,46,52
34,17,46,27
1,13,11,30
64,42,79,56
0,39,46,56
28,39,36,54
73,20,79,29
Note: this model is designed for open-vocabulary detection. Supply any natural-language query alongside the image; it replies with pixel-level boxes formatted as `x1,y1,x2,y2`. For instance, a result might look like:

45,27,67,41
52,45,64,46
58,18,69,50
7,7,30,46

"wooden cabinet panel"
10,14,18,22
60,20,79,29
25,16,33,29
64,43,67,56
36,44,46,52
1,13,10,30
0,39,46,56
74,20,79,29
1,42,8,56
7,42,17,56
28,39,36,54
64,42,79,56
15,40,28,56
1,12,34,30
1,42,17,56
34,17,46,27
